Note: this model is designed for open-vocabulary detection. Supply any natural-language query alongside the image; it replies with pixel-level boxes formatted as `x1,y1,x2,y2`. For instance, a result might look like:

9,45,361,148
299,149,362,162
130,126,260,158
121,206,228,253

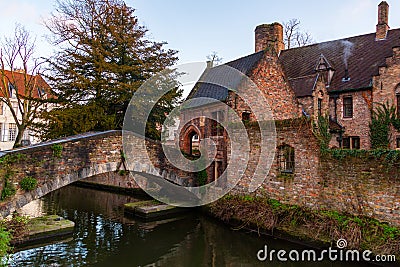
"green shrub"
0,227,11,266
19,176,38,191
312,114,332,151
51,144,63,158
0,179,15,200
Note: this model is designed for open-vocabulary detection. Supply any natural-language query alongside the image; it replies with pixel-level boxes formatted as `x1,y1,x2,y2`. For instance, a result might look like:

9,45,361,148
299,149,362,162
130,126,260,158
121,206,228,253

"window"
211,110,224,136
342,137,350,149
343,97,353,118
277,145,295,174
342,136,360,149
8,83,16,98
397,94,400,117
8,123,17,142
38,87,46,98
242,111,251,122
318,98,322,116
352,137,360,149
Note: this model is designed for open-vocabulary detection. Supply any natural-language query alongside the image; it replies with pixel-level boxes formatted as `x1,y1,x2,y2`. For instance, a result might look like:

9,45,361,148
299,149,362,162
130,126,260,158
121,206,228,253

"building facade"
0,70,51,151
179,1,400,184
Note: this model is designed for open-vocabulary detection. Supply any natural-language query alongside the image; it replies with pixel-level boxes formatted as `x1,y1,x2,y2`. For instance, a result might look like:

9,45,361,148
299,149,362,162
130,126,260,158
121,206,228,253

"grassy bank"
207,194,400,258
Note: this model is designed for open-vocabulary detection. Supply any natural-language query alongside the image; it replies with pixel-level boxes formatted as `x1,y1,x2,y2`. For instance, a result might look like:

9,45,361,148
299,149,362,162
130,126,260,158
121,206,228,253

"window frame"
343,96,353,118
8,83,16,98
342,136,360,149
8,123,17,142
277,145,295,174
396,94,400,117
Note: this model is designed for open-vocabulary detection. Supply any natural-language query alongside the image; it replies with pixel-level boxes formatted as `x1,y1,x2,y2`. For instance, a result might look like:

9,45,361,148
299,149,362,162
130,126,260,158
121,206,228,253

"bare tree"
207,51,223,67
283,19,313,49
0,25,48,148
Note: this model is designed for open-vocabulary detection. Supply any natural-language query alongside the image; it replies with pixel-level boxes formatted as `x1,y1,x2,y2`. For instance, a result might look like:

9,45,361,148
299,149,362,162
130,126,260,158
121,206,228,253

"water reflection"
11,185,375,267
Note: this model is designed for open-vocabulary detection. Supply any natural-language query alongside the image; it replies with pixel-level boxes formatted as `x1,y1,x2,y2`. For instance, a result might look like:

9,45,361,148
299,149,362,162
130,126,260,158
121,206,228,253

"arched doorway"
181,125,201,157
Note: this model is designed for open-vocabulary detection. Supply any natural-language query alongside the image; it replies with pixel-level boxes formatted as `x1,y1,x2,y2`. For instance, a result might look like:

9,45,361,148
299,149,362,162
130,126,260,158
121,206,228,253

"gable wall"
372,46,400,148
248,54,301,120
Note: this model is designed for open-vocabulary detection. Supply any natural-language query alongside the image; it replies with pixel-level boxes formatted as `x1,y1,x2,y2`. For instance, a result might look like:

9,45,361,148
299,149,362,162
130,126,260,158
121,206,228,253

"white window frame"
8,123,17,142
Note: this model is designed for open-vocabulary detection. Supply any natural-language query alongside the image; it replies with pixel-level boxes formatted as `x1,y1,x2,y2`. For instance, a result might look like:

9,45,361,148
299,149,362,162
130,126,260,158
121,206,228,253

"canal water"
10,185,374,267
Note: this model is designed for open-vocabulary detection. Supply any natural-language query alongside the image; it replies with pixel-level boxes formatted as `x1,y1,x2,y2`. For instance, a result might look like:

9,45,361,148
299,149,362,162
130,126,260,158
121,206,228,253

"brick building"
179,1,400,182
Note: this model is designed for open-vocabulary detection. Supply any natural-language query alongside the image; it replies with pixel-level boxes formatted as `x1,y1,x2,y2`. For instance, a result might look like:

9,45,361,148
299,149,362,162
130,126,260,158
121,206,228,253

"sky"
0,0,399,65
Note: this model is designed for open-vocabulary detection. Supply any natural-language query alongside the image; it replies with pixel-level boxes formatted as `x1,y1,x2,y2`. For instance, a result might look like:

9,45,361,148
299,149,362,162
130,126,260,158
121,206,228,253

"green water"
10,185,378,267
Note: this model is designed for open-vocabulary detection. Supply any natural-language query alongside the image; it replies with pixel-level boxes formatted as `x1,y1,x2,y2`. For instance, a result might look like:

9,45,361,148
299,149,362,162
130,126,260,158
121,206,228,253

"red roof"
0,70,51,99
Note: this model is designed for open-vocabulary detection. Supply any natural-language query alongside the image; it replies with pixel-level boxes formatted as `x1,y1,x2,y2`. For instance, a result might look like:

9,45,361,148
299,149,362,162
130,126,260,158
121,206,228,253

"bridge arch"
0,131,190,217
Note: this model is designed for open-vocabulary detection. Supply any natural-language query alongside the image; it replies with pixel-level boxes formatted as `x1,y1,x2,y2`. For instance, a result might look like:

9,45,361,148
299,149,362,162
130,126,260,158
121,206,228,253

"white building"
0,70,51,151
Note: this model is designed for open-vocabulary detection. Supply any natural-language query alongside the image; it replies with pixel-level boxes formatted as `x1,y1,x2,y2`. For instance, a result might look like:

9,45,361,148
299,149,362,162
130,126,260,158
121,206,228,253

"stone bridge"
0,130,192,217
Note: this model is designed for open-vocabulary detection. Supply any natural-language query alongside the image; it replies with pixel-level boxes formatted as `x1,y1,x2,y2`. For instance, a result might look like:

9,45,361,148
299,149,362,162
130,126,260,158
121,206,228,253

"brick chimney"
255,23,285,55
376,1,390,40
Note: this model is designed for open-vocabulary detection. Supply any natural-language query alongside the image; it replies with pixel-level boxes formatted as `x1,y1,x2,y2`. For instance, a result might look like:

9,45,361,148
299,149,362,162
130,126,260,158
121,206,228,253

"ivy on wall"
369,102,400,149
312,114,332,151
0,154,26,200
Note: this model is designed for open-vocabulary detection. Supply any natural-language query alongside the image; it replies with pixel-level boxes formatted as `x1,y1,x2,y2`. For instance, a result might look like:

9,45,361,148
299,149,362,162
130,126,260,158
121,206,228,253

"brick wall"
372,46,400,149
318,154,400,225
230,123,400,226
329,90,372,149
298,96,313,116
249,54,301,120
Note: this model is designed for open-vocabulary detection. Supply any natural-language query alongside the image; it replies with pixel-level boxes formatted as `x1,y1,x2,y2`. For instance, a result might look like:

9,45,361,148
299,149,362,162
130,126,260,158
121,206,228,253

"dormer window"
38,87,46,98
8,83,16,98
315,54,335,87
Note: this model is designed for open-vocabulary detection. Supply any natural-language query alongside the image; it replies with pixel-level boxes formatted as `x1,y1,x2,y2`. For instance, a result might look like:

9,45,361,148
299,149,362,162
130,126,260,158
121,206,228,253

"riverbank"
73,181,400,262
204,194,400,263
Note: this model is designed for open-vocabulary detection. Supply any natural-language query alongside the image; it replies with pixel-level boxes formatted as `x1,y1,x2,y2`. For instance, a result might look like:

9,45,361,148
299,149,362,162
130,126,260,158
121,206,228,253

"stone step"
124,200,189,220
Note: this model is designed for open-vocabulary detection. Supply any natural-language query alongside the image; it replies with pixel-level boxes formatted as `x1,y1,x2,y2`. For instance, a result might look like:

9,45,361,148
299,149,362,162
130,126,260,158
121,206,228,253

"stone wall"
0,131,192,217
82,172,139,189
318,154,400,225
230,122,400,226
5,131,123,189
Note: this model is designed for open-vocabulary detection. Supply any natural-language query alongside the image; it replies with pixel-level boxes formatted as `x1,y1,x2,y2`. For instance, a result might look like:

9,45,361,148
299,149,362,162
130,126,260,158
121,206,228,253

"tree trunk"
13,126,25,148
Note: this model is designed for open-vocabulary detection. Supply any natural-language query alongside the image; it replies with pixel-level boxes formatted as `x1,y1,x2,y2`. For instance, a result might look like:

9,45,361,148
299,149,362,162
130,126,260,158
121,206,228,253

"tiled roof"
186,51,264,103
279,29,400,96
0,70,51,98
289,74,318,97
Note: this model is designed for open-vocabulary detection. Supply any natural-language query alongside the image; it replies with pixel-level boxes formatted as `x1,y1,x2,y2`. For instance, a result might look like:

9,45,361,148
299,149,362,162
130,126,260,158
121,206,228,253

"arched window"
277,145,295,174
